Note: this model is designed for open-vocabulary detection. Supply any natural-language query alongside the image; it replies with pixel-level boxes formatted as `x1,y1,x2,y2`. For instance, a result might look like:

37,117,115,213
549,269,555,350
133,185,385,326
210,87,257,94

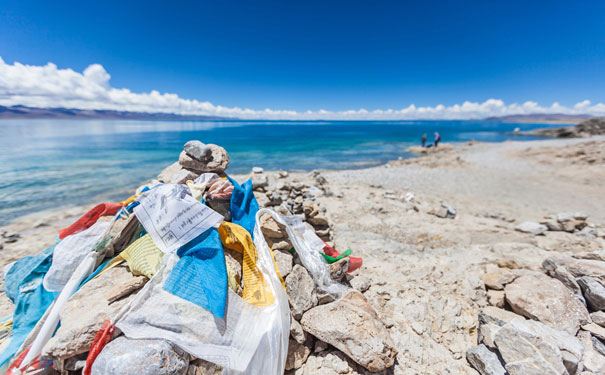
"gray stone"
578,330,605,374
274,250,293,278
494,319,567,375
43,265,141,359
543,220,564,231
91,336,189,375
178,143,230,173
290,316,307,344
285,265,318,319
479,323,501,349
465,344,506,375
515,221,547,235
504,273,590,334
349,275,371,293
582,323,605,341
300,291,397,372
487,290,505,308
578,277,605,311
590,311,605,327
183,140,212,160
285,337,312,371
481,268,517,290
479,306,525,327
545,256,605,283
557,213,575,223
157,162,198,184
251,172,268,190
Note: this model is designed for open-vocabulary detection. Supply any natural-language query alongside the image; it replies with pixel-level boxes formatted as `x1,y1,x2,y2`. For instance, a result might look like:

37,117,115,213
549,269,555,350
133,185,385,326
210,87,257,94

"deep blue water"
0,119,561,225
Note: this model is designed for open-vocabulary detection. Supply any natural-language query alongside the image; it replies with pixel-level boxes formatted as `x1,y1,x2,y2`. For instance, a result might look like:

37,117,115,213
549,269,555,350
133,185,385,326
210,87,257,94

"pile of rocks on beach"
29,140,396,375
468,246,605,374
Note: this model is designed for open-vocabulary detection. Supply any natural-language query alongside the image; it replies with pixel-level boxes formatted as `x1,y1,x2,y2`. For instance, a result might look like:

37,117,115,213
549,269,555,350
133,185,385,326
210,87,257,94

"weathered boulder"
179,142,229,173
91,336,189,375
504,273,590,334
43,265,144,359
494,319,567,375
577,277,605,311
515,221,547,235
481,268,516,290
466,344,506,375
157,162,198,184
286,265,318,319
300,291,396,372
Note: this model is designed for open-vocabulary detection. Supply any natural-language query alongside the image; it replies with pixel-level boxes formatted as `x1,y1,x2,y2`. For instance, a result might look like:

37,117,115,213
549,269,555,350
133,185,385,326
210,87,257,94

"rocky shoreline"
1,136,604,374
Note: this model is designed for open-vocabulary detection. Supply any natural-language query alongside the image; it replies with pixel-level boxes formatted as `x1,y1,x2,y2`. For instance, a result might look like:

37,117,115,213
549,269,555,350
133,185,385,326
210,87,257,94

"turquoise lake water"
0,119,562,225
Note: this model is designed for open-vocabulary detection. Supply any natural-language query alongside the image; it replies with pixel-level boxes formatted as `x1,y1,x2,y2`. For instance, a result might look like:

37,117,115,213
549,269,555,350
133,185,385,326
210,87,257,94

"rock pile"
515,212,594,236
468,250,605,374
19,140,395,375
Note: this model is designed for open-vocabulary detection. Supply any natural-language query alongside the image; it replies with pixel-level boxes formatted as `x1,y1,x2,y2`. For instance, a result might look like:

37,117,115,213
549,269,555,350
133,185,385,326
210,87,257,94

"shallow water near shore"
0,119,561,225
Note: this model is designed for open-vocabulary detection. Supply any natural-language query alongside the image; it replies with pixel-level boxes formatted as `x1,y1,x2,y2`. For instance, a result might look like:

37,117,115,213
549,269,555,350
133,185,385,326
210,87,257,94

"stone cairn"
468,236,605,374
39,140,396,375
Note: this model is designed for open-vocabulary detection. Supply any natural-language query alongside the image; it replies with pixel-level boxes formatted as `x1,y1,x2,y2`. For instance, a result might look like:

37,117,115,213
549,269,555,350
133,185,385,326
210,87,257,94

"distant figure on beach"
421,133,427,147
434,132,441,147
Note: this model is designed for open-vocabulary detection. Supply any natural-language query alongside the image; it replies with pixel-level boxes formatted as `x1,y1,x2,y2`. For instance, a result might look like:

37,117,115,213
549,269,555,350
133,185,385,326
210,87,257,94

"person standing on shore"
434,132,441,147
421,134,427,147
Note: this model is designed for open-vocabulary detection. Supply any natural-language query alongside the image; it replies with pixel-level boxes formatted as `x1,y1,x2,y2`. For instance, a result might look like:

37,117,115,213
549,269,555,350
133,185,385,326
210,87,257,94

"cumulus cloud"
1,57,604,120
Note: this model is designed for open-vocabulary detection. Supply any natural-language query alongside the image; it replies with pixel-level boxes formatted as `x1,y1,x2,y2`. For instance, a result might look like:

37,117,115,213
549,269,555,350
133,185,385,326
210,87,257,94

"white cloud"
1,57,604,120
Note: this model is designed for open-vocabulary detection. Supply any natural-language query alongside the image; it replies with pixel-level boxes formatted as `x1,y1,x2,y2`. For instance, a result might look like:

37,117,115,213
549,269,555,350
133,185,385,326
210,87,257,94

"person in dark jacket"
434,132,441,147
421,133,427,147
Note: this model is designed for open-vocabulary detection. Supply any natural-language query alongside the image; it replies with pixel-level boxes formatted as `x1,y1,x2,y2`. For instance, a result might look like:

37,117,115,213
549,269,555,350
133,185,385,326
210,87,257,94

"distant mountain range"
0,105,228,120
483,113,593,124
0,105,596,123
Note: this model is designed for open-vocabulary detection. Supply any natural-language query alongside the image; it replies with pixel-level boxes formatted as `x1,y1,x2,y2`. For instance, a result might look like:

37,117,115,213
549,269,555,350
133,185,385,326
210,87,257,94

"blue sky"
1,0,604,119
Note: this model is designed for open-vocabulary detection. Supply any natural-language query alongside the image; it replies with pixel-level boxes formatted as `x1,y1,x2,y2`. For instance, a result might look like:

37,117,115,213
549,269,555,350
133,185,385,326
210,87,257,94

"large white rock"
504,273,590,334
300,291,396,372
494,319,567,375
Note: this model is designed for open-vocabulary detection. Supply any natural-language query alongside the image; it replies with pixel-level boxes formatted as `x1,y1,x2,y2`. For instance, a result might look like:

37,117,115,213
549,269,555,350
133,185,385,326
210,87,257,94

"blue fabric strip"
163,228,228,318
228,177,259,239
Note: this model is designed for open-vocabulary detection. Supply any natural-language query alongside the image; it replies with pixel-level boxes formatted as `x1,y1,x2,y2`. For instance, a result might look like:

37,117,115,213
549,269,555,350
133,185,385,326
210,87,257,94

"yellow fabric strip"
218,222,283,307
